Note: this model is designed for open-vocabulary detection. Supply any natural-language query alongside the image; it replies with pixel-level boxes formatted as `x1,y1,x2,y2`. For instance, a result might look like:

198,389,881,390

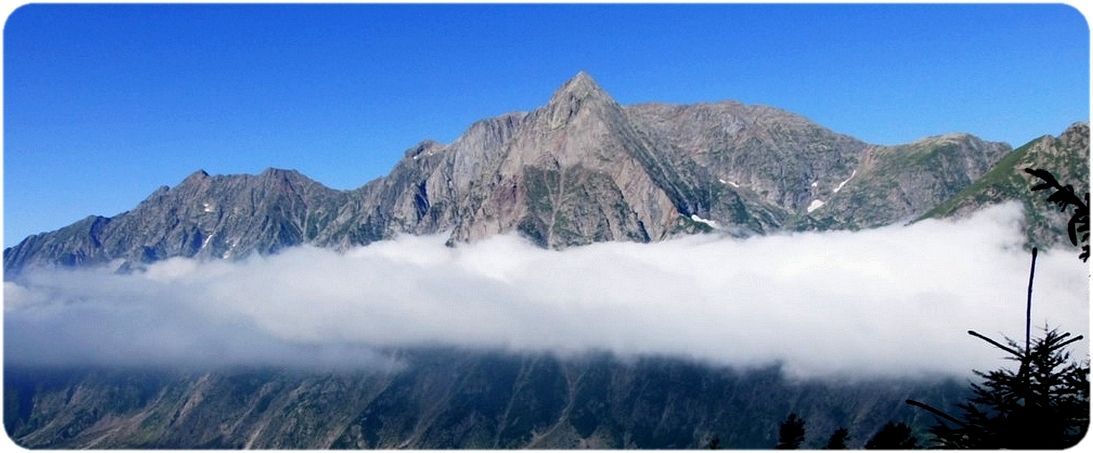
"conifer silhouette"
922,327,1088,448
822,427,850,449
776,413,806,449
906,249,1088,448
905,169,1090,448
863,422,918,449
1025,167,1090,261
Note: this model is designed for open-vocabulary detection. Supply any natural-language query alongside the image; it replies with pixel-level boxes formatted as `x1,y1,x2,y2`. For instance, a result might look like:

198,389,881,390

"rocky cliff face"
625,101,868,216
808,133,1012,230
920,122,1091,248
444,72,681,247
3,72,1041,275
3,169,350,272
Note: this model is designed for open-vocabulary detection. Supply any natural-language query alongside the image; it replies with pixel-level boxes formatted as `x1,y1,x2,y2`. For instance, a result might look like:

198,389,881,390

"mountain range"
3,73,1088,448
6,72,1086,274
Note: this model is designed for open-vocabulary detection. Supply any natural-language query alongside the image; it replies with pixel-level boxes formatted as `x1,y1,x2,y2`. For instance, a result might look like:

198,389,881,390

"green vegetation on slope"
918,137,1042,220
916,123,1090,250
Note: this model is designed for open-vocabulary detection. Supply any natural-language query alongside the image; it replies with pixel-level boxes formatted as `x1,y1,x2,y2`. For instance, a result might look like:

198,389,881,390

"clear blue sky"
4,4,1089,246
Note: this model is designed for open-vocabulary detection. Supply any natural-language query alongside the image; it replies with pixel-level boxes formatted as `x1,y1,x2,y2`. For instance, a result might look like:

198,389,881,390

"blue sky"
3,4,1089,246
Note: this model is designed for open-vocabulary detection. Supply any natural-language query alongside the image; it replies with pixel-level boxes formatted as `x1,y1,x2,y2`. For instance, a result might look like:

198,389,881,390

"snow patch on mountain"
834,170,857,193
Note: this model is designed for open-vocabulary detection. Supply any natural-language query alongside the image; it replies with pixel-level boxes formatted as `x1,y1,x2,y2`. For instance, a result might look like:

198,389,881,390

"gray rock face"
5,72,1024,274
626,101,868,213
808,133,1013,230
4,169,351,273
920,122,1090,248
446,71,679,247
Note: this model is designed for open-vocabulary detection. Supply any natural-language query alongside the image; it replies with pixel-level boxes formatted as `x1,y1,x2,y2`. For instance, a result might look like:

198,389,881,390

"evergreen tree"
776,413,806,449
907,261,1090,448
905,170,1090,448
822,427,850,449
1025,168,1089,261
863,422,918,449
922,328,1089,448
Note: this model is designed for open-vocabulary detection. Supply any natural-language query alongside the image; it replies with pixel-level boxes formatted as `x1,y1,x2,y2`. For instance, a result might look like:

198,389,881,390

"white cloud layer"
4,203,1089,378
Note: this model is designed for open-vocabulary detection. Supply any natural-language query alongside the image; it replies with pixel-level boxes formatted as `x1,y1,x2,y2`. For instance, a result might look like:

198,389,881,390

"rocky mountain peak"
181,169,210,183
556,71,601,96
403,140,445,160
259,167,301,177
258,168,314,186
544,71,617,129
913,132,977,147
1061,122,1089,150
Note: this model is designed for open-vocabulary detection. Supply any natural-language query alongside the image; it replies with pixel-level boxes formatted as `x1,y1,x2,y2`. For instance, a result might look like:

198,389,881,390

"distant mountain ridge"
5,72,1086,275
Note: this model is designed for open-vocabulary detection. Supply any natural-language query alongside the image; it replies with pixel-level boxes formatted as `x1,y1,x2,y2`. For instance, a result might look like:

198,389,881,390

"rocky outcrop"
444,72,681,247
4,169,351,272
920,123,1091,248
808,133,1012,229
626,101,869,214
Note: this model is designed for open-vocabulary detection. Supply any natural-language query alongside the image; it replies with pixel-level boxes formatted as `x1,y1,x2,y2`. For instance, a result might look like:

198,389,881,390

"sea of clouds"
4,203,1088,378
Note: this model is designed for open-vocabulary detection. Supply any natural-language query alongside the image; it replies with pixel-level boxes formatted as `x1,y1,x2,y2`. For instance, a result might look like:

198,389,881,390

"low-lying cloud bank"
4,204,1088,378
